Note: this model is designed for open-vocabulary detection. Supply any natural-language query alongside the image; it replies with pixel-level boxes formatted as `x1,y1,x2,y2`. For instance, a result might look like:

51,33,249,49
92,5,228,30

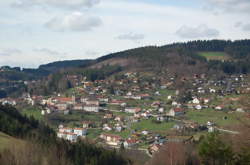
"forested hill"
1,39,250,81
15,39,249,96
96,39,250,62
38,59,94,72
165,39,250,59
0,105,129,165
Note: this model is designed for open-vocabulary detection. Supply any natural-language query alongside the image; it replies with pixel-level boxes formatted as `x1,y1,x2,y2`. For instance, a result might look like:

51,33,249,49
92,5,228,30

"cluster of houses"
1,72,250,155
57,125,87,142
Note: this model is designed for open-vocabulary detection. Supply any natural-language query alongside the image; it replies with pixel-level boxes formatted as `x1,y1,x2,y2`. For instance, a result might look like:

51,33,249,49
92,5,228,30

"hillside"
0,132,25,151
1,39,250,97
0,105,128,165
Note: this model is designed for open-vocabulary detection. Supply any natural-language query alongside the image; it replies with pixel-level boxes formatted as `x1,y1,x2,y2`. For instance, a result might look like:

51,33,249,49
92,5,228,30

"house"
0,98,17,106
85,100,99,106
142,130,149,135
114,125,123,132
82,121,92,128
215,106,223,110
171,101,178,106
57,132,77,142
83,105,99,112
109,100,126,106
56,103,69,111
73,104,84,110
123,138,138,148
104,113,113,119
149,144,161,154
97,96,109,103
114,116,123,122
103,124,112,131
100,134,122,146
151,101,161,107
167,108,185,117
158,107,164,113
139,94,150,99
53,96,75,105
73,128,87,137
207,121,214,133
65,133,78,142
195,105,202,110
236,108,245,113
192,98,200,104
59,127,73,133
125,107,142,114
57,126,86,142
202,98,210,104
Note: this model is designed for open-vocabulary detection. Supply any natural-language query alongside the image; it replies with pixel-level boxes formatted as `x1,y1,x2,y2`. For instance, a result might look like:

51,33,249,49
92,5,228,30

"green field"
21,107,43,121
198,51,230,61
87,129,103,139
186,109,244,126
131,119,175,133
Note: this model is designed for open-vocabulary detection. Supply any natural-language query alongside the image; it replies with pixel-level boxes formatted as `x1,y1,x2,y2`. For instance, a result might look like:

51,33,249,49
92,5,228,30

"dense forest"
0,105,129,165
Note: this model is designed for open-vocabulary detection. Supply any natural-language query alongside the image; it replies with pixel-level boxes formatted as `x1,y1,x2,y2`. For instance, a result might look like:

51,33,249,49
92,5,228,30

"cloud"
234,21,243,28
85,50,99,57
33,48,67,56
12,0,100,10
45,12,102,32
234,22,250,31
176,24,220,39
242,24,250,31
206,0,250,13
116,32,145,42
0,48,22,56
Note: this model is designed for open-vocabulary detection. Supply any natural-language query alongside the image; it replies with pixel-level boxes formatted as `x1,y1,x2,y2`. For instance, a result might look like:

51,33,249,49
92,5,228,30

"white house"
57,132,77,142
195,105,202,110
192,98,200,104
73,128,87,137
124,138,138,148
100,134,122,146
83,105,99,112
66,133,77,142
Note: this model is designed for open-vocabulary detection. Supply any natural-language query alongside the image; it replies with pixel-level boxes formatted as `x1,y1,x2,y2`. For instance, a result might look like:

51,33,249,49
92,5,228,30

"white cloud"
33,48,67,57
206,0,250,13
176,24,220,39
234,22,250,31
242,24,250,31
234,21,243,28
0,48,22,56
45,12,102,32
116,33,145,42
12,0,100,9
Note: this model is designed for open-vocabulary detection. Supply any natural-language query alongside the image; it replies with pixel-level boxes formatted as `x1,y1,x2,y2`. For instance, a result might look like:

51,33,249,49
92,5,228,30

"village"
1,71,250,156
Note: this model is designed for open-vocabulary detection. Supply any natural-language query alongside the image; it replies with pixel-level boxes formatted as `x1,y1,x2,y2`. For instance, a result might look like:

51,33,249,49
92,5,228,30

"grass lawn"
0,132,24,151
87,129,103,139
198,51,230,61
21,106,43,121
186,109,244,126
131,119,175,133
47,111,103,127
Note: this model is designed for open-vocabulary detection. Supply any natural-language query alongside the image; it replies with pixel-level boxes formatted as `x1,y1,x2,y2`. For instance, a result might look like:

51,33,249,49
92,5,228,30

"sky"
0,0,250,68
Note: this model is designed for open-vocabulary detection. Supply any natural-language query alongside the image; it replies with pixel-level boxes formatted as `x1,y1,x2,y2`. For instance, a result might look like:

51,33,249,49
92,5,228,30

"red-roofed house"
125,107,142,114
167,108,185,117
